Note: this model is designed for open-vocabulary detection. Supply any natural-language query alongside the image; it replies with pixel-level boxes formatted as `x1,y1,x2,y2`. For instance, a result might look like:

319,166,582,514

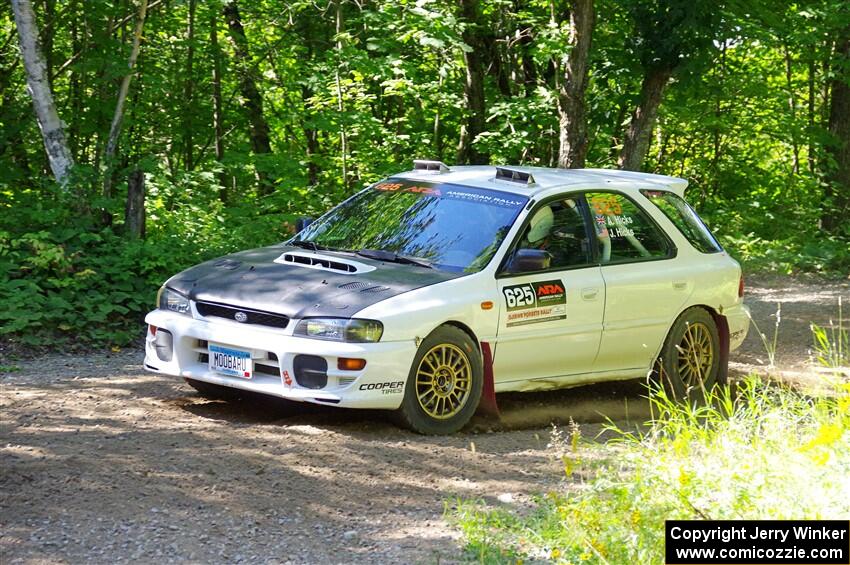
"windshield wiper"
290,239,319,251
356,249,433,269
290,239,355,254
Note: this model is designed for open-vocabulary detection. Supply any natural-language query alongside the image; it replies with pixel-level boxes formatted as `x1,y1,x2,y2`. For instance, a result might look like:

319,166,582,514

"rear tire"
395,326,482,435
655,307,722,401
184,378,243,400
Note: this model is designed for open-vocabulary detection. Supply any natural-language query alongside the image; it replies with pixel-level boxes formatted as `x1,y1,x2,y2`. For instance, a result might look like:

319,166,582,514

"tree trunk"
519,30,537,97
783,42,800,174
102,0,148,199
300,85,320,187
556,0,594,169
822,26,850,233
11,0,74,186
124,168,145,238
618,67,672,171
209,10,227,199
68,0,82,161
490,37,512,98
182,0,196,171
223,0,273,193
334,0,349,188
807,48,816,174
711,41,726,195
608,102,627,162
434,71,444,159
456,0,489,165
41,0,54,88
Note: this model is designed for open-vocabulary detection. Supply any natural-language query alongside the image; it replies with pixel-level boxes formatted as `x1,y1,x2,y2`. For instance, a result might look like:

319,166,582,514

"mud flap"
476,341,500,417
712,312,730,385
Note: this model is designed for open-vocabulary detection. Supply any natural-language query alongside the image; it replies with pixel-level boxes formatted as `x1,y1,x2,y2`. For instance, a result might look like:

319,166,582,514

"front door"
493,196,605,385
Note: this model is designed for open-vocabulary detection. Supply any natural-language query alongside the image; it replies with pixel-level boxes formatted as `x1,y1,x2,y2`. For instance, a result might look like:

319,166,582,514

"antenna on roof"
413,159,450,173
495,166,536,186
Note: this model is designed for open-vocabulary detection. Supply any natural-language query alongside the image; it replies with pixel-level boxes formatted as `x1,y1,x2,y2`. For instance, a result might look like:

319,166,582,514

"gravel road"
1,274,847,564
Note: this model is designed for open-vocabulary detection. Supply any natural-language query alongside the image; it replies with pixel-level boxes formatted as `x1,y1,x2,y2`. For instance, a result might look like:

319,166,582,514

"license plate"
208,344,252,378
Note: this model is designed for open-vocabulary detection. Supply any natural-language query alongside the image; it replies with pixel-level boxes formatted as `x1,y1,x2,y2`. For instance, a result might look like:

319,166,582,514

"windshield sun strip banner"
375,180,528,209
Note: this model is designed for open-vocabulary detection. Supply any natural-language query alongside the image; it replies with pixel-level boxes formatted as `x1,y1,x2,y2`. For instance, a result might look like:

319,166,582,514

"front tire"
655,307,722,400
396,326,483,435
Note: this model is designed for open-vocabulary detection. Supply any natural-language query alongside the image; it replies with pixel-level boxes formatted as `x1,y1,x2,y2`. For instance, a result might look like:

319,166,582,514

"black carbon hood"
165,244,461,319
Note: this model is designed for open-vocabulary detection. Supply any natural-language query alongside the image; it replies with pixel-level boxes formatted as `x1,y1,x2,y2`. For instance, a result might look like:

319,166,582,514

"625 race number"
504,285,535,309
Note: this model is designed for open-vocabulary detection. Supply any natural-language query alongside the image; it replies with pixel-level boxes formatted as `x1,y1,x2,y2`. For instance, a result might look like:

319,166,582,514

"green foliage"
719,233,850,275
449,378,850,563
811,298,848,370
0,170,298,347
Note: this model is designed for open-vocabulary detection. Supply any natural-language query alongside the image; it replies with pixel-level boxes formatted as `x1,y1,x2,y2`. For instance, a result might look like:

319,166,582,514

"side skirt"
494,368,648,393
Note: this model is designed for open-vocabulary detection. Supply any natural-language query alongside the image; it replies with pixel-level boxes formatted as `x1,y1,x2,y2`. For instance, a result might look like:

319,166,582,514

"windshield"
295,179,528,272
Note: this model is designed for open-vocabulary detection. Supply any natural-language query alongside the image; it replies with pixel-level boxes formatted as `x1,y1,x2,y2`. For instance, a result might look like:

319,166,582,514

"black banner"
665,520,849,564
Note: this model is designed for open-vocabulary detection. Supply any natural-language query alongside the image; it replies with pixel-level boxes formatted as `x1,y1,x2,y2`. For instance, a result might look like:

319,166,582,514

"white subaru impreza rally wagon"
144,162,750,434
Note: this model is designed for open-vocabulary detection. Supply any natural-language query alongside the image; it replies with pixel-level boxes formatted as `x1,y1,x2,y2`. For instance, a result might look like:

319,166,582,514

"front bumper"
725,303,750,352
143,309,416,409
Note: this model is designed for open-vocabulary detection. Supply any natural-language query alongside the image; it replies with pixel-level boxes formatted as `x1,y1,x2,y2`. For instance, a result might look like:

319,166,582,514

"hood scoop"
274,251,376,275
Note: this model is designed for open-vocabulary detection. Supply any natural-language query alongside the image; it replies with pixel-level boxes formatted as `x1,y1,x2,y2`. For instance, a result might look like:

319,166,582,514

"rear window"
641,190,722,254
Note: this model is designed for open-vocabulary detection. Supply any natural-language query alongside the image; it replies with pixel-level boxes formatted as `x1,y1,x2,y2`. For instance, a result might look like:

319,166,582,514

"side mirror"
504,248,551,273
295,217,315,232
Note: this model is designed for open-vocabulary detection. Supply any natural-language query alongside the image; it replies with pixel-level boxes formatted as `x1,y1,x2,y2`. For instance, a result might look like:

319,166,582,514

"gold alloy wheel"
415,343,472,420
676,322,714,386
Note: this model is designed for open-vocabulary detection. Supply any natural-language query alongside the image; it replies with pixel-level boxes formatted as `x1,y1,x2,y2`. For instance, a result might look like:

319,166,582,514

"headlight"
294,318,383,343
158,286,191,315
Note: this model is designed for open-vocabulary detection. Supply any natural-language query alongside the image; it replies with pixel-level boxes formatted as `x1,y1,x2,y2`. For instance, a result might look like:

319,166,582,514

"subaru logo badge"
234,311,248,323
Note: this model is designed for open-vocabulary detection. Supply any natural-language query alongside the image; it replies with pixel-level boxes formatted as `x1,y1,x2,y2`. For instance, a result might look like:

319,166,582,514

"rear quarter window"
641,190,723,254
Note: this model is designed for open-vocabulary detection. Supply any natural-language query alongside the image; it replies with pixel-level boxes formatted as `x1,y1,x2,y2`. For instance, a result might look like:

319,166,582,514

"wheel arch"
440,320,481,353
656,304,730,384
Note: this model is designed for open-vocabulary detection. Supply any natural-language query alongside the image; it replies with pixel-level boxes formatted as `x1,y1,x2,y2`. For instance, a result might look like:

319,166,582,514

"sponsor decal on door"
502,280,567,327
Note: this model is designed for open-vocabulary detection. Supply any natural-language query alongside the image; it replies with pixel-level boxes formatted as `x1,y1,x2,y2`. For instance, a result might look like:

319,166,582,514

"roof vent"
495,166,536,186
413,159,450,173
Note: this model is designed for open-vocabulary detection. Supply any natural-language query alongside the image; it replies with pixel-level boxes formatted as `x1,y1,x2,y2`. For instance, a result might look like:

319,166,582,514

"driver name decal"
503,280,566,327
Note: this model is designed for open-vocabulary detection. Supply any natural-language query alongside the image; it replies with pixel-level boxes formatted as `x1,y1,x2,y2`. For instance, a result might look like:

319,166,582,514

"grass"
448,303,850,565
811,297,848,373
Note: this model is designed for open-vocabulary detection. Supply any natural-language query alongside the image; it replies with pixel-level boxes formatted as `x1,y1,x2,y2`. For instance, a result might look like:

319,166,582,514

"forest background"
1,0,848,346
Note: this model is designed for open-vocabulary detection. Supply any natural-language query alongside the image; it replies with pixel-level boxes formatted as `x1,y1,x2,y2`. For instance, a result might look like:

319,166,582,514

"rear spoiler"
666,179,688,198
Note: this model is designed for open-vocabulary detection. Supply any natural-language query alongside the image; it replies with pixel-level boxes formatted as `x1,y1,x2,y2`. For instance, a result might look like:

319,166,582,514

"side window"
586,192,672,264
515,197,593,269
641,190,723,254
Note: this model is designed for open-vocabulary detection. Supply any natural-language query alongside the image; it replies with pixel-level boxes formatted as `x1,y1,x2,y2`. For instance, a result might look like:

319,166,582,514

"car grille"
195,302,290,329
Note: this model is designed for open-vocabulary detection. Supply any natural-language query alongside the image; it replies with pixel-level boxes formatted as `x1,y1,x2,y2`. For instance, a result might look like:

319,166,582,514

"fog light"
293,355,328,389
337,357,367,371
154,329,173,362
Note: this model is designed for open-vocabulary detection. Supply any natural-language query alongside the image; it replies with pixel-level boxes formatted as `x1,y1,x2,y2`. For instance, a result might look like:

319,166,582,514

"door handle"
581,287,599,300
673,280,687,290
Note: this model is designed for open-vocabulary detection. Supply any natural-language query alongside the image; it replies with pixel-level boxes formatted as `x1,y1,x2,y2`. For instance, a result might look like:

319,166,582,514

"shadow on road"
169,377,656,434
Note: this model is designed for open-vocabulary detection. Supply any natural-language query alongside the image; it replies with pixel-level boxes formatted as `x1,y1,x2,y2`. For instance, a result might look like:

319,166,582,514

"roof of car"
391,165,688,198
